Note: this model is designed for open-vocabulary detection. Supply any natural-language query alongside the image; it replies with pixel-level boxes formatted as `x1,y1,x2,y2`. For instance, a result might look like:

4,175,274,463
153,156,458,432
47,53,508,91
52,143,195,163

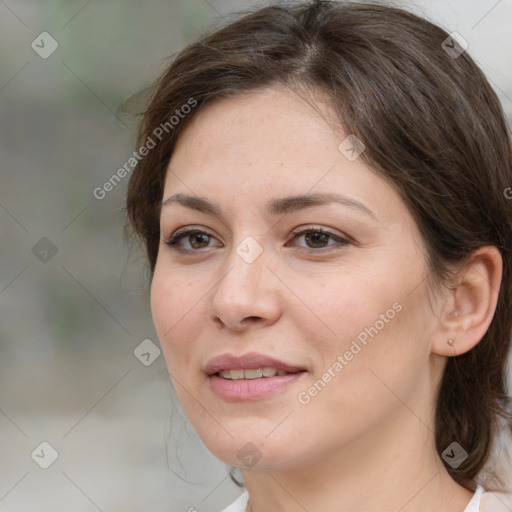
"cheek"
289,259,431,391
283,264,404,354
330,294,430,412
150,268,204,372
292,300,428,447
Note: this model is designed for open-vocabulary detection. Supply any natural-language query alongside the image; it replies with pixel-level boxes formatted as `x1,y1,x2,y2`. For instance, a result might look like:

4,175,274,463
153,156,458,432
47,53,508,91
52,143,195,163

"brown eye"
287,227,350,252
304,231,331,248
165,229,220,251
188,233,210,249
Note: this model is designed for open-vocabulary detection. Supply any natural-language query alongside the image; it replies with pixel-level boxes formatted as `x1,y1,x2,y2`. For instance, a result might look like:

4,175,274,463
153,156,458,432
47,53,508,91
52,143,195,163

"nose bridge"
217,222,268,282
209,235,280,328
217,237,268,298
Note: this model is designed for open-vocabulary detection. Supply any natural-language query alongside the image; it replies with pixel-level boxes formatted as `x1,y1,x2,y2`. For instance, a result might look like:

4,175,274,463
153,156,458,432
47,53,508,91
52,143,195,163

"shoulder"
463,485,484,512
480,487,512,511
218,490,249,512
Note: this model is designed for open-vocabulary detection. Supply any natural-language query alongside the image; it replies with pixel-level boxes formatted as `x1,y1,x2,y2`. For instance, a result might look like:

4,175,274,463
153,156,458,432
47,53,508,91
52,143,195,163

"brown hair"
125,0,512,492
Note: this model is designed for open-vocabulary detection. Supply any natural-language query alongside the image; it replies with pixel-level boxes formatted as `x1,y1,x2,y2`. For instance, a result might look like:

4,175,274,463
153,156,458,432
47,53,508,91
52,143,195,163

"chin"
201,433,301,471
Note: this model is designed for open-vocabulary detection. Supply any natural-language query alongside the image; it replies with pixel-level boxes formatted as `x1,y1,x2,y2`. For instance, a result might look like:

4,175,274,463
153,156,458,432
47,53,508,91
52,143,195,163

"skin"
150,86,502,512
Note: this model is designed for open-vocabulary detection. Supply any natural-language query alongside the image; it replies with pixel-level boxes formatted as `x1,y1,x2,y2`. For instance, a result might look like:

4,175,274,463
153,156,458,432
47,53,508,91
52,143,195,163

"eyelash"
163,226,351,254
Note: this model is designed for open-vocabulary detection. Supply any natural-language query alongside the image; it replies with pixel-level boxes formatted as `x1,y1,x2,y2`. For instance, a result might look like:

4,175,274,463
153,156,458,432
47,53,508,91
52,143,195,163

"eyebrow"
161,192,377,220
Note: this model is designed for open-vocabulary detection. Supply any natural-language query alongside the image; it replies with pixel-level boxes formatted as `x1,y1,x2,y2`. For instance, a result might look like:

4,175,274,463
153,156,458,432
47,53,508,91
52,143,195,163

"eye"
164,228,220,252
164,225,351,254
286,226,351,252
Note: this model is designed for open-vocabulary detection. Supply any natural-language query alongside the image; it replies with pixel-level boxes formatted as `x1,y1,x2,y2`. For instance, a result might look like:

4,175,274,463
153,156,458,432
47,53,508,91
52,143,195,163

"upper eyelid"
168,224,346,239
166,225,351,248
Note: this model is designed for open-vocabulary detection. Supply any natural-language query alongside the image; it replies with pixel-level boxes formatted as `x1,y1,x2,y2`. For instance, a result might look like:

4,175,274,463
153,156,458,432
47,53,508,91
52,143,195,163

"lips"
204,352,306,376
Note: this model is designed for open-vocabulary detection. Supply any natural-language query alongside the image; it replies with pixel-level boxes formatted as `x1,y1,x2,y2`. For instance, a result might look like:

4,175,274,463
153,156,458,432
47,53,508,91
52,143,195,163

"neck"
242,409,474,512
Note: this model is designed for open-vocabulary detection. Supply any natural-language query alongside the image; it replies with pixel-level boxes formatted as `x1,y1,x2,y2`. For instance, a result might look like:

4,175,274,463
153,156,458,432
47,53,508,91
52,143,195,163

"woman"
125,1,512,510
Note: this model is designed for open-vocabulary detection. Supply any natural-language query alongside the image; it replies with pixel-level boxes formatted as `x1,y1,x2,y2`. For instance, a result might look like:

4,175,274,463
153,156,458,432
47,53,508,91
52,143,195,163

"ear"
432,246,503,357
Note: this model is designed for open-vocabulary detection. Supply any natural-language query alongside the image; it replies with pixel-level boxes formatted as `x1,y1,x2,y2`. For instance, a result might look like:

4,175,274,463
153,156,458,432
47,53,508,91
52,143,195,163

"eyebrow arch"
161,192,377,220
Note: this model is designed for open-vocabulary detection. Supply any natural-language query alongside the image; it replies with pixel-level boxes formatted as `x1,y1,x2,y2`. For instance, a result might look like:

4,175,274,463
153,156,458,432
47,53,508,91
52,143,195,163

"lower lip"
208,372,306,401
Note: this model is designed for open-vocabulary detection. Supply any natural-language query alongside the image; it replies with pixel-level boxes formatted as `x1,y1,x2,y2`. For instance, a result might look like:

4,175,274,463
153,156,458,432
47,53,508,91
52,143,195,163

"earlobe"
432,246,503,357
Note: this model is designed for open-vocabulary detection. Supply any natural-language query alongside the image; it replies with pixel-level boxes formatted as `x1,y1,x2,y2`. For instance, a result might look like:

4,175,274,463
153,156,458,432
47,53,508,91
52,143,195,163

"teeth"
218,367,293,380
229,369,245,379
263,367,277,377
244,368,263,379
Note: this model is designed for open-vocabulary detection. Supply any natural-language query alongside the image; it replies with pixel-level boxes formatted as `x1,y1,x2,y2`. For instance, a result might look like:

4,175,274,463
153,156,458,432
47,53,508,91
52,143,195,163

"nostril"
241,316,264,327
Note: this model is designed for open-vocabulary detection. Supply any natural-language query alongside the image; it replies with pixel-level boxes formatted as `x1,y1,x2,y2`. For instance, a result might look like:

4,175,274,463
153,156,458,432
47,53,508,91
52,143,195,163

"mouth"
204,351,306,375
207,371,307,401
204,352,308,401
215,367,303,380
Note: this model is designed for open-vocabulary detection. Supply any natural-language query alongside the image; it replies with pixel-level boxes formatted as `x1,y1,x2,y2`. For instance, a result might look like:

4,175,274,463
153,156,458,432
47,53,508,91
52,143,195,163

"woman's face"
151,86,445,470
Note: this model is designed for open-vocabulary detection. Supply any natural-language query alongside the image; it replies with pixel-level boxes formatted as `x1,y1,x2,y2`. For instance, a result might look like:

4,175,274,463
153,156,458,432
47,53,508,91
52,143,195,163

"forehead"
163,86,414,229
171,86,340,166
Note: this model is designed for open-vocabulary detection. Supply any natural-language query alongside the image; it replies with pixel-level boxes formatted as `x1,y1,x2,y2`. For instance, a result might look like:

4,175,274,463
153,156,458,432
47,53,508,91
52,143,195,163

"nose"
208,247,282,332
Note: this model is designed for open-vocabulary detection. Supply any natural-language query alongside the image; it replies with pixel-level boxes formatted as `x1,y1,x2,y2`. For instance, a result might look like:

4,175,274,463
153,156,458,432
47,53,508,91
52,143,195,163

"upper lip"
204,352,307,376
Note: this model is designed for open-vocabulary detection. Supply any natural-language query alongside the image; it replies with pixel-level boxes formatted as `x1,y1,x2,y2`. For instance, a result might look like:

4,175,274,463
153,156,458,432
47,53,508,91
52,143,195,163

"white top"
219,485,485,512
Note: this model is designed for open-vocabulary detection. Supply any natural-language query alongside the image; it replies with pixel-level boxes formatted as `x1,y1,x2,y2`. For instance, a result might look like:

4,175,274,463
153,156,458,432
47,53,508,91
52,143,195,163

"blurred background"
1,1,511,511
